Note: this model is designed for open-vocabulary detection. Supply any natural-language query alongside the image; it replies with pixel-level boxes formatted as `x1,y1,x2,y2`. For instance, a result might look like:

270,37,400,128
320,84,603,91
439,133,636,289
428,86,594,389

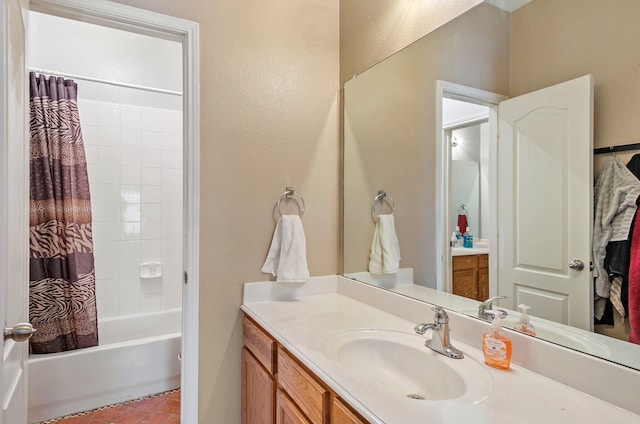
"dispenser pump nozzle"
515,304,536,336
518,304,531,324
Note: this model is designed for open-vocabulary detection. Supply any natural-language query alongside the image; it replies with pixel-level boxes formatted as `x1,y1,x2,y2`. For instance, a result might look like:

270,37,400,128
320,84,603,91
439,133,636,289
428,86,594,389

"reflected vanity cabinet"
452,254,489,301
242,316,368,424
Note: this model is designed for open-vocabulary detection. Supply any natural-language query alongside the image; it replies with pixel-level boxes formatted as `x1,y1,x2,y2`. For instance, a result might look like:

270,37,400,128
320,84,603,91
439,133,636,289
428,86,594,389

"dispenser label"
483,337,507,360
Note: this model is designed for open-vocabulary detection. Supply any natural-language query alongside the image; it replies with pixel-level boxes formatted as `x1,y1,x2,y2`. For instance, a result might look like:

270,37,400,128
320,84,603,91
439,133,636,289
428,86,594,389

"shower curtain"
28,72,98,354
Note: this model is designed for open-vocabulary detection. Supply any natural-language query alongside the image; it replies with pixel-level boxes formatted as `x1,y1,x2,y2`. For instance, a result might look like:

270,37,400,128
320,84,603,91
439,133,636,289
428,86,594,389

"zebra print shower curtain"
28,72,98,354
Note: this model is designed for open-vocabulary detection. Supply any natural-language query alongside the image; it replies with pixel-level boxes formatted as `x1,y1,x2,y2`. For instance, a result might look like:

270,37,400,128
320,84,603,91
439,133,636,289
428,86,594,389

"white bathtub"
27,309,181,423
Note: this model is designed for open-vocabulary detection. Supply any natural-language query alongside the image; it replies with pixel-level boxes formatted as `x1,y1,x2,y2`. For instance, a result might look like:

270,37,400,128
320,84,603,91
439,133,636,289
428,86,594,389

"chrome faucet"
414,306,464,359
478,296,508,320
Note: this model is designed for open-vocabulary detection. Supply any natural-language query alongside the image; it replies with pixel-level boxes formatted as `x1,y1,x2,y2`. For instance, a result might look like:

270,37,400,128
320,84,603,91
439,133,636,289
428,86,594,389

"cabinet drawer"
452,255,477,271
243,316,276,375
478,254,489,269
278,348,328,424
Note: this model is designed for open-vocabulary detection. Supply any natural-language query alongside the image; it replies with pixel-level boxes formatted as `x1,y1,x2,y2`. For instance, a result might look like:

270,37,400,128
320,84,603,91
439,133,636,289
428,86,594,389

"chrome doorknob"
4,322,36,343
569,260,585,271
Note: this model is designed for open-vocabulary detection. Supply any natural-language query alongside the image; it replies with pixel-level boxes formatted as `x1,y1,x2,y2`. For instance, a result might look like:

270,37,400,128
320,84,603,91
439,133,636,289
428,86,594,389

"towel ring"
276,186,305,217
457,204,468,215
371,190,395,221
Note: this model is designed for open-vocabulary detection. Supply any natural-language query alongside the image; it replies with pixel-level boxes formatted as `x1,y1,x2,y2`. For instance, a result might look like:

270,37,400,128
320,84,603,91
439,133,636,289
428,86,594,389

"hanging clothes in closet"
593,155,640,325
625,155,640,344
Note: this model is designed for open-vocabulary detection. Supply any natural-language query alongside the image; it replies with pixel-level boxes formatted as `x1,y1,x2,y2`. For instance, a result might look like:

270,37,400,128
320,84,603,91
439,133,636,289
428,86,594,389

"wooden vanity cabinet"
478,254,489,300
331,397,368,424
452,254,489,301
243,315,370,424
276,387,312,424
243,317,277,424
278,348,329,423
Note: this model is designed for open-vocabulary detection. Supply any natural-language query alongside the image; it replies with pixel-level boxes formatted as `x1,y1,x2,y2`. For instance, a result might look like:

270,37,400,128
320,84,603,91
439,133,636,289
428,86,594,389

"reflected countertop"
452,246,489,256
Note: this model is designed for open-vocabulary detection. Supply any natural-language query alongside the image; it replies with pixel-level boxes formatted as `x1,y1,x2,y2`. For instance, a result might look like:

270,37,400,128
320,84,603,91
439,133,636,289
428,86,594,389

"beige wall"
113,0,339,422
510,0,640,172
99,0,488,422
343,3,510,286
340,0,483,83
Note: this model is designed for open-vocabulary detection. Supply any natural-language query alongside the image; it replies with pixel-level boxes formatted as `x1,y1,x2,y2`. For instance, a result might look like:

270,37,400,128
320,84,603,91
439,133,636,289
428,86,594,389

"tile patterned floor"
38,389,180,424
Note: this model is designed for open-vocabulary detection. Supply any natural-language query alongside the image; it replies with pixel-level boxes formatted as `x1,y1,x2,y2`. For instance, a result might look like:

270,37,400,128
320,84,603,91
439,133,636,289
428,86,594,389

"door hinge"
184,271,188,285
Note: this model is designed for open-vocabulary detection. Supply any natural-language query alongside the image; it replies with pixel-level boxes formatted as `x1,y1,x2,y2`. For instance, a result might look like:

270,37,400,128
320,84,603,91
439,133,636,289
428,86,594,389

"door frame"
435,80,506,295
27,1,200,422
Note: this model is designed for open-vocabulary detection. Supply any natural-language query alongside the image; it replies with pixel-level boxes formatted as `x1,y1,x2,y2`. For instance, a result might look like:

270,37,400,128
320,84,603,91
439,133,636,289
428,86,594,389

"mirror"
343,0,640,371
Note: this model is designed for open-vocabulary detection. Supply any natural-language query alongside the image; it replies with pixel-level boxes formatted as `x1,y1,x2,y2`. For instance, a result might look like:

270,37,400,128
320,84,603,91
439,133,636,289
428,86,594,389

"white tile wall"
80,98,183,320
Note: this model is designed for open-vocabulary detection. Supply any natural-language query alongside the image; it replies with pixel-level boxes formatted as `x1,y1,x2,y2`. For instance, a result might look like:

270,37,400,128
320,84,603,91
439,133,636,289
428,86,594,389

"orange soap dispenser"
482,309,512,369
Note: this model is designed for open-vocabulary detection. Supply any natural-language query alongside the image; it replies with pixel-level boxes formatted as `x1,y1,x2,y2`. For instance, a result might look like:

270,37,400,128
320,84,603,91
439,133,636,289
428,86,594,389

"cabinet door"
452,269,478,300
243,348,275,424
478,267,489,301
331,397,368,424
277,388,312,424
478,254,489,300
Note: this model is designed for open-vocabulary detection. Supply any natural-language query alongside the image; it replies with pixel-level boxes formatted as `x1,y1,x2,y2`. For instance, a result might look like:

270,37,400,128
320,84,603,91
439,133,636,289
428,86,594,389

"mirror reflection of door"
443,98,490,301
497,75,593,331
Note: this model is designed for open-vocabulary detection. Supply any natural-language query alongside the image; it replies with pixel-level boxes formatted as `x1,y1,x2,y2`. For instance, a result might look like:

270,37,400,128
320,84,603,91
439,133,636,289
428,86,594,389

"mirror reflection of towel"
369,214,401,274
457,214,468,234
261,215,310,283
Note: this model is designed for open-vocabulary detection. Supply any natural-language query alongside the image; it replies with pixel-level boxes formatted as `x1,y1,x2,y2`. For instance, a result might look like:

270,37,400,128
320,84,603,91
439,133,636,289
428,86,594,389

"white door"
497,75,593,330
1,0,31,423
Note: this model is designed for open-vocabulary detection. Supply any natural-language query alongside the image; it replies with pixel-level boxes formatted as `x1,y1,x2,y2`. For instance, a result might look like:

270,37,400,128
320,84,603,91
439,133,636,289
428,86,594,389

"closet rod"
28,67,182,97
594,143,640,155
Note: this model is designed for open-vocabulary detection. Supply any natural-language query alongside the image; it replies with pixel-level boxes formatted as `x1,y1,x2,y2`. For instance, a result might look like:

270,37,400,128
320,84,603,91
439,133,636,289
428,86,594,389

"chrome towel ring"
371,189,395,221
276,186,305,216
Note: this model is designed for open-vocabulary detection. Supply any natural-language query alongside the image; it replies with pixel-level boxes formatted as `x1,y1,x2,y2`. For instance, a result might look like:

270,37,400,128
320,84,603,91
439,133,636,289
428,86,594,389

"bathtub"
27,308,181,423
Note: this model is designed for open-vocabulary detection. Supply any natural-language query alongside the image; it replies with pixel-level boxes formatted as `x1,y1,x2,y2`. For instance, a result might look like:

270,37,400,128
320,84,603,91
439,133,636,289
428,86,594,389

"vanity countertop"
241,276,640,424
452,246,489,256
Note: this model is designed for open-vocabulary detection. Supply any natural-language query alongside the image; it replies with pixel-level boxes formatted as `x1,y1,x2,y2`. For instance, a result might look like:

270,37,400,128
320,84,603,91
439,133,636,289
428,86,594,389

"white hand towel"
261,215,310,283
368,214,401,274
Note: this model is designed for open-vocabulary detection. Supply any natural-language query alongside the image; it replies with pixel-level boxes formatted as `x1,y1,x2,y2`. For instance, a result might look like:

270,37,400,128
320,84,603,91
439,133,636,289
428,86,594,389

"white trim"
27,1,200,422
443,111,490,130
435,80,507,296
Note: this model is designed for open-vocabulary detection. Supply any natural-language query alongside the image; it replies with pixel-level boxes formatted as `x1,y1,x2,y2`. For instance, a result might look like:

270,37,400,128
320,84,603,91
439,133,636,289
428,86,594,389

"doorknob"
4,322,36,343
569,260,585,271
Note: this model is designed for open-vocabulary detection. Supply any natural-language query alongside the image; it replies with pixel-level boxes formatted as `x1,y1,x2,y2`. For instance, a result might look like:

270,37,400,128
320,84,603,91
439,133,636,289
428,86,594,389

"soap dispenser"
514,304,536,336
481,309,512,370
451,232,459,248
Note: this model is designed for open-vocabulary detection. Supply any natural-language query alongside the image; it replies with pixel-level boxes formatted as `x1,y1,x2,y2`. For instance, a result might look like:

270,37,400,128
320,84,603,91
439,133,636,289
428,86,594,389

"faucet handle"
432,305,448,323
479,295,506,311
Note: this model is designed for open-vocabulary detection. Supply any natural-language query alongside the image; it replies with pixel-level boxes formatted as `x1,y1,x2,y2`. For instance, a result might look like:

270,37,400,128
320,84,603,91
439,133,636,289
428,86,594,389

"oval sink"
323,329,493,403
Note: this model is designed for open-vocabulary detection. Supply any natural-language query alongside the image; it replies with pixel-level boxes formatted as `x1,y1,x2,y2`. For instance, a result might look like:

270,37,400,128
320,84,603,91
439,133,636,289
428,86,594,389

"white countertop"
452,246,489,256
241,276,640,424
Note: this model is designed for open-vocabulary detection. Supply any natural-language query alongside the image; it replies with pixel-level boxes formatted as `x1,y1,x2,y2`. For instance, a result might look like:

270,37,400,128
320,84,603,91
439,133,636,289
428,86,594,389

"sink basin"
322,329,493,403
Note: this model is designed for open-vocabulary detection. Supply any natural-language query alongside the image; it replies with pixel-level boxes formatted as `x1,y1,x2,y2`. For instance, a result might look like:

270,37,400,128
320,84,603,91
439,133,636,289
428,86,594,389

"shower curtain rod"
28,67,183,97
